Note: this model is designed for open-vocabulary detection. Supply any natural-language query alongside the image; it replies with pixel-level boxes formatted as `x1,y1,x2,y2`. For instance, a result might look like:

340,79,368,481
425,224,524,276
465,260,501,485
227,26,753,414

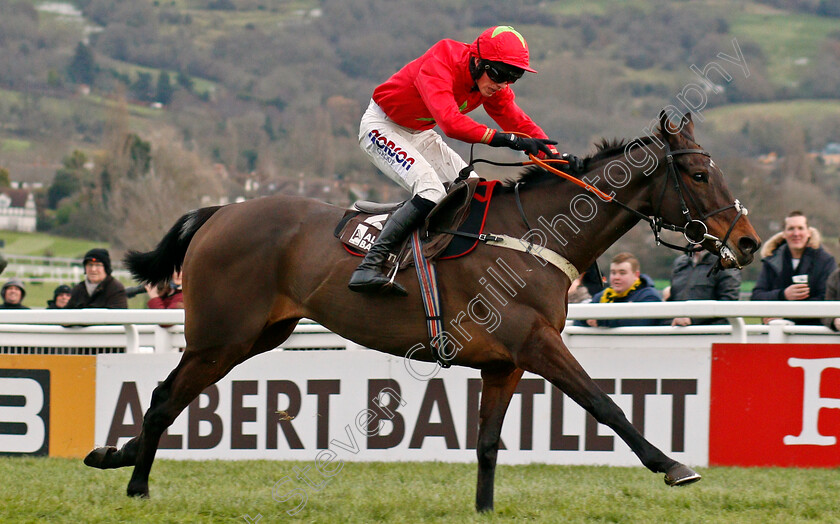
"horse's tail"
124,206,223,285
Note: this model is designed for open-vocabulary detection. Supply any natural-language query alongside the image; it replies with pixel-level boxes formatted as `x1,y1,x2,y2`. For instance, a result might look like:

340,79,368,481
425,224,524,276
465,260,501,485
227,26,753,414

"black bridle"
645,146,748,265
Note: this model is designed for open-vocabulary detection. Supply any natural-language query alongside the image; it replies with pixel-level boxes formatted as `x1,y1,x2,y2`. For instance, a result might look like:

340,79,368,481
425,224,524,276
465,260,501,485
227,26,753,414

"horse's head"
653,110,760,268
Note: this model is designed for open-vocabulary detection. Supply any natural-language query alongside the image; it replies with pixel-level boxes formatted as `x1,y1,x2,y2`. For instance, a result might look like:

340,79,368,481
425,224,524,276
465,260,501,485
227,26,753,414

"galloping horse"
85,111,760,512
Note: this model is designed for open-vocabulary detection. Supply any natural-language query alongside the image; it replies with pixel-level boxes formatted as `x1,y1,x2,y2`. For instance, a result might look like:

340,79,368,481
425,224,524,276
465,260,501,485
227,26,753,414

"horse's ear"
659,109,670,134
659,109,680,136
681,112,695,139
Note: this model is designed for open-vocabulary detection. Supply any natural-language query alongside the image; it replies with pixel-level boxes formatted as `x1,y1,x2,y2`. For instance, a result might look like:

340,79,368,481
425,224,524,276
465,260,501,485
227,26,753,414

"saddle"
335,178,499,270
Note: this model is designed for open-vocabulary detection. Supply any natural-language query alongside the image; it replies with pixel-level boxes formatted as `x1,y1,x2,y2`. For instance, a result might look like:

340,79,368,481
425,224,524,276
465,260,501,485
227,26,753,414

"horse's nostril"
738,236,760,255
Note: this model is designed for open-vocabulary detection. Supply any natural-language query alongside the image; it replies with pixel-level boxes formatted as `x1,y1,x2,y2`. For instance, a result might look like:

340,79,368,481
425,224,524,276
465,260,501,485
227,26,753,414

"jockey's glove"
561,152,585,172
489,132,558,158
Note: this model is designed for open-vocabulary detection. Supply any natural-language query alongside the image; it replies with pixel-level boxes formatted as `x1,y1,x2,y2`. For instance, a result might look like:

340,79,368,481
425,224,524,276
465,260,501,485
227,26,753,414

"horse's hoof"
127,482,150,498
664,463,701,487
84,446,117,469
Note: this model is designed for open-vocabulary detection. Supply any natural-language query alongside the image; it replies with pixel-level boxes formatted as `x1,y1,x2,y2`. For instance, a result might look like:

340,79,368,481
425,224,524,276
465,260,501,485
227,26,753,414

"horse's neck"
516,152,664,272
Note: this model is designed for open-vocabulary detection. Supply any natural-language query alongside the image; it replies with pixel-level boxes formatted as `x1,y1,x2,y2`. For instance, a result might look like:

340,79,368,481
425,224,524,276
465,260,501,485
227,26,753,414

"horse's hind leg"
475,365,523,513
85,319,300,497
123,342,251,497
83,364,185,471
520,323,700,486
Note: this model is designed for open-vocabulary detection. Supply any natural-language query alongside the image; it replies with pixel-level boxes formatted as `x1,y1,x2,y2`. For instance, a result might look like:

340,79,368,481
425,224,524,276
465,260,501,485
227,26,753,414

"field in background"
0,230,108,259
1,458,837,523
705,100,840,134
730,10,840,86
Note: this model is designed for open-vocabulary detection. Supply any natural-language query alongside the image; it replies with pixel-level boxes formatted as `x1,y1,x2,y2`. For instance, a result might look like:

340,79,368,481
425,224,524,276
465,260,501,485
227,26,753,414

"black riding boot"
348,195,435,296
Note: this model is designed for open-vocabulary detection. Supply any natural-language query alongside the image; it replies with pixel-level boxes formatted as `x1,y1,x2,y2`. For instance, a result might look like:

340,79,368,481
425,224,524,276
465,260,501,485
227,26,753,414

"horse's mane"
500,134,659,189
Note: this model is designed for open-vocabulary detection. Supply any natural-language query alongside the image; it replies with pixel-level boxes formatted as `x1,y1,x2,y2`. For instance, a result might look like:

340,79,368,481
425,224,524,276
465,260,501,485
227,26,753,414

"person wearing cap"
349,25,576,296
47,284,73,309
67,248,128,309
1,278,29,309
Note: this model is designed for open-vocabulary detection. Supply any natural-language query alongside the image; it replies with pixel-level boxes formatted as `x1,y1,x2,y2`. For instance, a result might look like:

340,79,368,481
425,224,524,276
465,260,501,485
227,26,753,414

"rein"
462,138,749,268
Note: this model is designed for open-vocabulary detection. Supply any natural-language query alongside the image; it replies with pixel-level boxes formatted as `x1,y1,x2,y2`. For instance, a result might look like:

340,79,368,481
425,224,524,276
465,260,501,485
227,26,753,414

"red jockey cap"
470,25,536,73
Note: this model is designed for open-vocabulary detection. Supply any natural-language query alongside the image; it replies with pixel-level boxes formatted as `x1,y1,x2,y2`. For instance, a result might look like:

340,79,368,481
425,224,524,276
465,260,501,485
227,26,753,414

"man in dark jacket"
1,278,29,309
668,251,741,326
580,252,664,327
67,248,128,309
751,211,836,325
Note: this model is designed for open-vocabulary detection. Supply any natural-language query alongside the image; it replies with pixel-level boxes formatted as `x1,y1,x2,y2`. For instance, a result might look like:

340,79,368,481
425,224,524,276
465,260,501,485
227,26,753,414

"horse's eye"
692,171,708,182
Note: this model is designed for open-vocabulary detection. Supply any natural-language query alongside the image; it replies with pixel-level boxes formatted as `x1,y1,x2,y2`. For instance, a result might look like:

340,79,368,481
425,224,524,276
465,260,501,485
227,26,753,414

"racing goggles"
482,61,524,84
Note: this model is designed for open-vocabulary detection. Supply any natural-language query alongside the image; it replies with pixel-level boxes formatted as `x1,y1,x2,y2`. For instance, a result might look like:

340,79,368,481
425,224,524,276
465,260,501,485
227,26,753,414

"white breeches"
359,100,471,203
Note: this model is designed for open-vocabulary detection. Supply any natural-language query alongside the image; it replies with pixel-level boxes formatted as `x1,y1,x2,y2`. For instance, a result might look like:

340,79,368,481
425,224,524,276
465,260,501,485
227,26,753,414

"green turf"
0,458,837,523
0,230,108,259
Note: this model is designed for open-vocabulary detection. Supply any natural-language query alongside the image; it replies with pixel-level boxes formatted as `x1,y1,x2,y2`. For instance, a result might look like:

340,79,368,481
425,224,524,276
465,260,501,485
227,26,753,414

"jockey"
350,25,572,296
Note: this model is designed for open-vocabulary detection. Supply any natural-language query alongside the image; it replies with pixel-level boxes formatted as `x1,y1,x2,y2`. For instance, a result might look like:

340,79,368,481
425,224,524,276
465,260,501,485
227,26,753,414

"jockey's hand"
561,152,584,172
537,144,561,160
490,132,558,158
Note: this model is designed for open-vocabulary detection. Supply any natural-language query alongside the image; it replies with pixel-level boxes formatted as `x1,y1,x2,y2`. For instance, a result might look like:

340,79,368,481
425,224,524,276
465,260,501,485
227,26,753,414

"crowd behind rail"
2,210,840,334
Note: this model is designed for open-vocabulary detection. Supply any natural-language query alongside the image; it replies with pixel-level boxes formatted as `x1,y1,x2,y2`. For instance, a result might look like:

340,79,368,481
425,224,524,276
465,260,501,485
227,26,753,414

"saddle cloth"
335,178,499,270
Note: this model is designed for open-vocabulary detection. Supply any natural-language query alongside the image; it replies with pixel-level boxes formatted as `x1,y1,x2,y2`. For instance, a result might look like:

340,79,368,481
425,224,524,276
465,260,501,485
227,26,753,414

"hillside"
0,0,838,278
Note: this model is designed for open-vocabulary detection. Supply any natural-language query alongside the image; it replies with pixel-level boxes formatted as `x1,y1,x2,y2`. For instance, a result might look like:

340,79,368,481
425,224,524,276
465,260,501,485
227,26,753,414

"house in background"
822,143,840,166
0,188,37,232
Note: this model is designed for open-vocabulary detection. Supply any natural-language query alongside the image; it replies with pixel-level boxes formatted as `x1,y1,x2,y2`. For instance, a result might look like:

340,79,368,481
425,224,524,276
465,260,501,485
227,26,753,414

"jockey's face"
474,58,513,97
609,262,639,295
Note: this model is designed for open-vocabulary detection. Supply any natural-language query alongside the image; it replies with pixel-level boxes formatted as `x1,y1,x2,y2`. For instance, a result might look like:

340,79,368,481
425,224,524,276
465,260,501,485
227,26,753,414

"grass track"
1,458,838,523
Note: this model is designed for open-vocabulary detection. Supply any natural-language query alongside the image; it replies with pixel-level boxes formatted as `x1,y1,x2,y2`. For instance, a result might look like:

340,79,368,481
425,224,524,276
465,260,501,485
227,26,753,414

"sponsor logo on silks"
368,130,415,171
349,224,377,251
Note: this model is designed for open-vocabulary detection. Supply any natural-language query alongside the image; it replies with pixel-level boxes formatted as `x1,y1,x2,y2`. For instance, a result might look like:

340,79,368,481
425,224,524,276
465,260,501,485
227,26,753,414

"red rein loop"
528,154,614,202
502,130,613,202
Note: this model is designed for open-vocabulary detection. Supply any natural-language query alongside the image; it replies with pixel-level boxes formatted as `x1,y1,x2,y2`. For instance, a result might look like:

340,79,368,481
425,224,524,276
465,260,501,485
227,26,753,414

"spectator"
1,278,29,309
0,252,6,275
580,252,663,327
146,270,183,309
751,211,836,325
67,248,128,309
668,250,742,326
821,267,840,331
567,274,592,304
47,284,72,309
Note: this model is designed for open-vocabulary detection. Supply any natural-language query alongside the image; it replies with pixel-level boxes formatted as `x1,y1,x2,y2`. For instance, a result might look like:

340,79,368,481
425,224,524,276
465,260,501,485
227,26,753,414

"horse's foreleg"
520,323,700,486
475,365,524,513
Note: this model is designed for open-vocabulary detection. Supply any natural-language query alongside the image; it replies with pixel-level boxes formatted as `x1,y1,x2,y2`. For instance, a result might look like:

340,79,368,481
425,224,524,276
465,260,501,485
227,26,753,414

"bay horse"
85,111,760,512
